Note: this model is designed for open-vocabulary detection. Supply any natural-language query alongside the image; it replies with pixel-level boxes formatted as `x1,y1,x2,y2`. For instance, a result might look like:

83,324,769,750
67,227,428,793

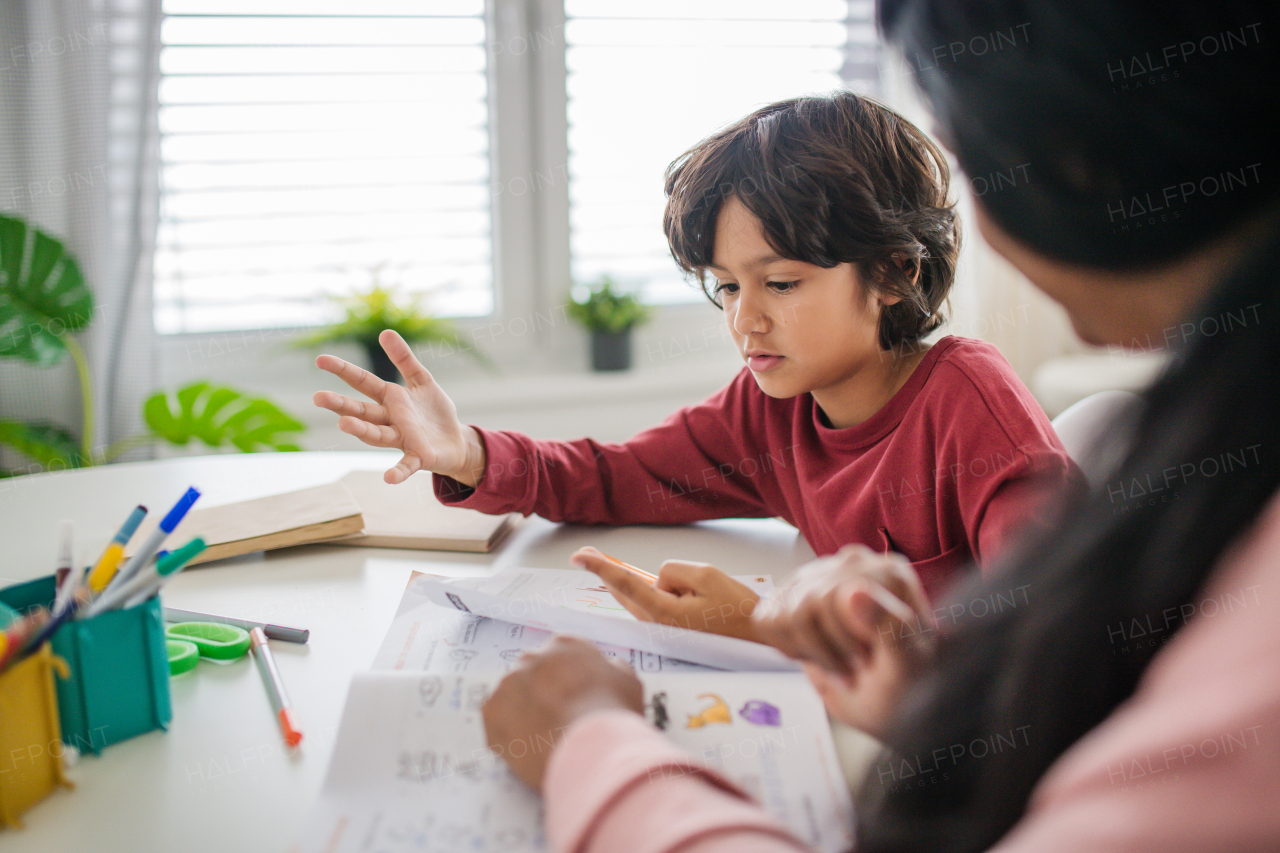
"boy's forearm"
436,424,768,526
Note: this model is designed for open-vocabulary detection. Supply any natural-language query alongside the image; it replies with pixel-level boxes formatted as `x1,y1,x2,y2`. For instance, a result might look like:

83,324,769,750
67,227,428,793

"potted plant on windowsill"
294,270,490,382
567,276,653,371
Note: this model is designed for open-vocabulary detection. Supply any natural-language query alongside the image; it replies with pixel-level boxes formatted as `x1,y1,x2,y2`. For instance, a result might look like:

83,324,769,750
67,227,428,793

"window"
154,0,492,334
564,0,878,303
153,0,878,335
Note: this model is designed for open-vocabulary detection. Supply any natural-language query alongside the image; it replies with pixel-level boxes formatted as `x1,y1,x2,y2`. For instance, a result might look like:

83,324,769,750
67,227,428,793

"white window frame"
157,0,878,406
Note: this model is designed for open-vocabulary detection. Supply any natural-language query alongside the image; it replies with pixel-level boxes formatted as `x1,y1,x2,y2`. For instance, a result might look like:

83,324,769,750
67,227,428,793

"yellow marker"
86,544,125,592
85,505,148,593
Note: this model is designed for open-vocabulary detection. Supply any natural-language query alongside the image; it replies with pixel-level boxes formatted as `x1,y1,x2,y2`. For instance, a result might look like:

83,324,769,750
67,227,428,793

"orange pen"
601,552,659,585
249,627,303,747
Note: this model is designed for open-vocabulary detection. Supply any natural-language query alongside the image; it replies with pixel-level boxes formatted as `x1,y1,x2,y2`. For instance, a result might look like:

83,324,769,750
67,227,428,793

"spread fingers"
313,390,390,425
315,354,388,400
337,416,402,448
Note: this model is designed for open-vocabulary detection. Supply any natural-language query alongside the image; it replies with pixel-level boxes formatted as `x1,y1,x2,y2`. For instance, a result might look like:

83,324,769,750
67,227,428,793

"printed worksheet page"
297,671,854,853
372,570,775,673
382,568,796,672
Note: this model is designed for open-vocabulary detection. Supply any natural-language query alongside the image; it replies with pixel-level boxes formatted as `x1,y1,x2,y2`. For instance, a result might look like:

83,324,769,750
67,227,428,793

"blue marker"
100,487,201,597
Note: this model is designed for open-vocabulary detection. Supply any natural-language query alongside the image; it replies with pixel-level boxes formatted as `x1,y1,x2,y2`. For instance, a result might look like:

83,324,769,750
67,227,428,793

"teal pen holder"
0,575,172,755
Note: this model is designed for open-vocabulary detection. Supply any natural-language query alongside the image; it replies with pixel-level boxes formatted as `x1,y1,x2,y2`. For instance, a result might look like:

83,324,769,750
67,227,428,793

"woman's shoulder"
1010,489,1280,851
1143,485,1280,686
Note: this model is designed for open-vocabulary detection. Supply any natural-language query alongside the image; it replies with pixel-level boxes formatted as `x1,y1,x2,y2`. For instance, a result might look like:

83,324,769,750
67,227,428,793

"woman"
481,1,1280,851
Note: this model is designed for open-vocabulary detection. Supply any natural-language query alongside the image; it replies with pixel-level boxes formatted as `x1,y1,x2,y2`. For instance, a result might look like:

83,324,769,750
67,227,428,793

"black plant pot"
590,329,632,371
363,341,400,383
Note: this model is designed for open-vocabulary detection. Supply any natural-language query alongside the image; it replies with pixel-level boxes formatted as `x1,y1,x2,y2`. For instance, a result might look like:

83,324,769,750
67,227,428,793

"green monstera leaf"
0,420,84,474
144,382,306,453
0,214,95,366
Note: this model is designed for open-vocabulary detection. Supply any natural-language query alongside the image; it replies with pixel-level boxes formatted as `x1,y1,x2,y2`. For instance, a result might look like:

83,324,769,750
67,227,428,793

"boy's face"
708,197,897,424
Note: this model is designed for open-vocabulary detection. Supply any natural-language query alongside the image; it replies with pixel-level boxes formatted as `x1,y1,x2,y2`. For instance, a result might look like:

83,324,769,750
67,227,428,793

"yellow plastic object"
0,646,74,829
1,576,171,755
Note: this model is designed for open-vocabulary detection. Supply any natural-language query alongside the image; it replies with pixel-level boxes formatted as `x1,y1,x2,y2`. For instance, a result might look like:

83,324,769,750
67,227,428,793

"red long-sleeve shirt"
435,336,1080,599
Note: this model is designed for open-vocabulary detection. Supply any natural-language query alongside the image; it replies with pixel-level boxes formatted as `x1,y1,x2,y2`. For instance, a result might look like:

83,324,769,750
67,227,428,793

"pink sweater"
543,490,1280,853
438,337,1080,600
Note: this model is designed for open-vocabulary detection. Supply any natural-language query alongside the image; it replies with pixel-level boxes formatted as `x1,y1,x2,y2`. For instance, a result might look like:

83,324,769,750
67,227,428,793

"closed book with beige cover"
328,470,515,553
126,482,365,565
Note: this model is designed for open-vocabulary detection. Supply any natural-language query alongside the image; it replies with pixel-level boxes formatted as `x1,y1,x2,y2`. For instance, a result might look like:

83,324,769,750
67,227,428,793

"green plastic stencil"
165,622,251,661
166,640,199,676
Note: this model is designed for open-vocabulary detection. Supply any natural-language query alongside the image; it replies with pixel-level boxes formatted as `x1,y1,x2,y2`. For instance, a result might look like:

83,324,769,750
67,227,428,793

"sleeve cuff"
544,710,798,853
432,427,532,514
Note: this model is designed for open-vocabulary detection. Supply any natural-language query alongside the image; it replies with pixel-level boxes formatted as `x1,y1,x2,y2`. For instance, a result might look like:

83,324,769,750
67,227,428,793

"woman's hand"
482,636,645,791
753,544,935,738
313,329,487,486
572,547,763,642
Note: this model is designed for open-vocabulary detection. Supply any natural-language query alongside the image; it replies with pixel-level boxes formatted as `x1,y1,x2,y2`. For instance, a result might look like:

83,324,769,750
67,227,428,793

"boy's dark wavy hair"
662,92,959,352
859,2,1280,852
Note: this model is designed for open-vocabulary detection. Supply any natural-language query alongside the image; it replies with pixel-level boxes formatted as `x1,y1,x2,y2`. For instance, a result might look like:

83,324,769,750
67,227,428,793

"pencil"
601,552,659,584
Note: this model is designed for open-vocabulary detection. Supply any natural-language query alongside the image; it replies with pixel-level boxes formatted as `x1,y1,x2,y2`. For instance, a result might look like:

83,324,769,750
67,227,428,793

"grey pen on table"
162,607,309,644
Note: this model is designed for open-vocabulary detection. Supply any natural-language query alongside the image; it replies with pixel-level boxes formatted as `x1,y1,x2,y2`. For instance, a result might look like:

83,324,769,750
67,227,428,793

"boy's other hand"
572,547,763,643
483,636,644,791
752,544,934,737
313,329,486,486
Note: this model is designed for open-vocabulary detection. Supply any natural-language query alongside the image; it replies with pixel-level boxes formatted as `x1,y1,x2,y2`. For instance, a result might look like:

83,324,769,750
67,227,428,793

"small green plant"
294,268,490,379
567,276,652,333
86,382,308,465
141,383,305,454
0,213,306,476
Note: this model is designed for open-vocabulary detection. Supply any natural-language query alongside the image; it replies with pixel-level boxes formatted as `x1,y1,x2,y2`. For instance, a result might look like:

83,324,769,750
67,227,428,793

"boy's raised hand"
572,547,763,643
313,329,486,486
752,544,934,737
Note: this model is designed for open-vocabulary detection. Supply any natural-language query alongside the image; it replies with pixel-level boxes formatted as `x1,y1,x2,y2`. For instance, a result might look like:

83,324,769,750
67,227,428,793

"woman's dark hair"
857,3,1280,852
662,92,959,352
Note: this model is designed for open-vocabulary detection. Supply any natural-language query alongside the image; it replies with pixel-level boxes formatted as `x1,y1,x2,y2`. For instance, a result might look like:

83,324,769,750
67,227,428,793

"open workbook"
296,670,854,853
296,566,854,852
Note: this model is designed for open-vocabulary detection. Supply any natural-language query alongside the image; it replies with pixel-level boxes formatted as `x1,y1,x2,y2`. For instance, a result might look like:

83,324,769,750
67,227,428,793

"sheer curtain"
0,0,161,469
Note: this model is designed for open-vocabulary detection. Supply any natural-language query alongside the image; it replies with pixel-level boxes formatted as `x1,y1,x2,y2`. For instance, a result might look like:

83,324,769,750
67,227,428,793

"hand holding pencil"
571,547,764,643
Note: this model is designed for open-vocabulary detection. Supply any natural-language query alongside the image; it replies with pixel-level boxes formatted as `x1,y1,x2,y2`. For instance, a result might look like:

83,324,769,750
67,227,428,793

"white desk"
0,452,821,852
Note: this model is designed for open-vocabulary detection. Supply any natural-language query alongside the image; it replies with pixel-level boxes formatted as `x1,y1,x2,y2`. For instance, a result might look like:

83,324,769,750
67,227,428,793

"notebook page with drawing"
295,671,854,853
